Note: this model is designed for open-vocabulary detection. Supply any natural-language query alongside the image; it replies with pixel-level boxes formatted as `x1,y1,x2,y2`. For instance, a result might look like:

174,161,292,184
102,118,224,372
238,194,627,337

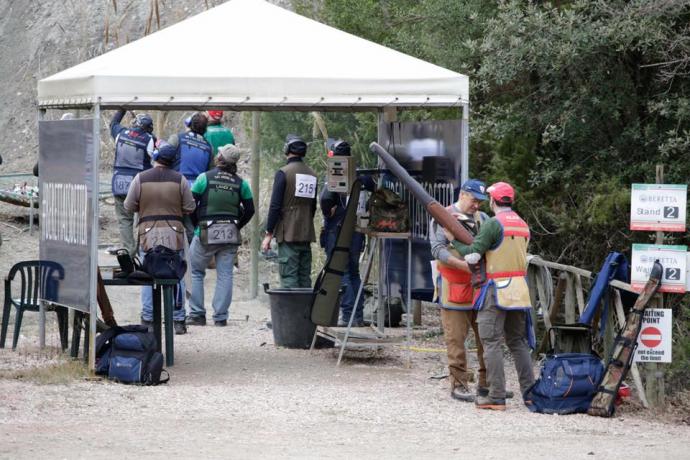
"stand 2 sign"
631,244,687,294
630,184,687,232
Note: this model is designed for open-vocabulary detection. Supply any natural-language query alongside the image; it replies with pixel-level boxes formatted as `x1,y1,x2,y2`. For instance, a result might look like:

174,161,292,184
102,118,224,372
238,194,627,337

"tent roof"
37,0,468,111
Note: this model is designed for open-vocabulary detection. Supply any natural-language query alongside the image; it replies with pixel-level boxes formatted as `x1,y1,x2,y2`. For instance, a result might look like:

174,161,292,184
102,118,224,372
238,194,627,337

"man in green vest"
187,144,255,326
204,110,235,157
261,134,317,288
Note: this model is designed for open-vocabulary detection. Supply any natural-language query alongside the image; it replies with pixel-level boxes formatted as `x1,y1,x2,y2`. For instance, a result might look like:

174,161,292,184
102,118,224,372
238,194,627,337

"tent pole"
461,103,469,185
37,108,46,349
88,102,101,371
249,112,261,299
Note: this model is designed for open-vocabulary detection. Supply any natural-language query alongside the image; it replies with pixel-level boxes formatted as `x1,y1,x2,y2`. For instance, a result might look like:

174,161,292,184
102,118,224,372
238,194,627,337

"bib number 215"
295,174,316,198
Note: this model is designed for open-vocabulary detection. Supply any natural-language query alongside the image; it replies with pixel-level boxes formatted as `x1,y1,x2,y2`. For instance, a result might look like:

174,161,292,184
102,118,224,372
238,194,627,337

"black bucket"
264,284,316,349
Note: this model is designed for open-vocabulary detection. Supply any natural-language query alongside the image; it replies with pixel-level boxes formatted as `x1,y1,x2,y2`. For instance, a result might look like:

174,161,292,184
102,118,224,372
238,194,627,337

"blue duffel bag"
524,353,605,415
107,331,168,385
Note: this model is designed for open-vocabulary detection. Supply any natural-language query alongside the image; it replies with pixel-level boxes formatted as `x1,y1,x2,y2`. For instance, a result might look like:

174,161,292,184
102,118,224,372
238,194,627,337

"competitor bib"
200,220,241,245
294,173,317,198
140,223,183,251
112,173,134,196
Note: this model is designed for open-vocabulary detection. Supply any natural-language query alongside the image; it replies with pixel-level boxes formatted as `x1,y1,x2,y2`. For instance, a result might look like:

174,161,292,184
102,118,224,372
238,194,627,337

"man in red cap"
204,110,235,157
448,181,535,411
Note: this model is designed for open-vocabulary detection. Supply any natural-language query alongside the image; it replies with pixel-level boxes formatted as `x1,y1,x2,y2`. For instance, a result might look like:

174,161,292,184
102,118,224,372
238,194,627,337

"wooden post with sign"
646,164,666,407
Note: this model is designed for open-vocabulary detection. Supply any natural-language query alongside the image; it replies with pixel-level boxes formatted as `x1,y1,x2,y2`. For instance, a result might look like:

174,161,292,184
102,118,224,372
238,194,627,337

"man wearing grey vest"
261,134,317,288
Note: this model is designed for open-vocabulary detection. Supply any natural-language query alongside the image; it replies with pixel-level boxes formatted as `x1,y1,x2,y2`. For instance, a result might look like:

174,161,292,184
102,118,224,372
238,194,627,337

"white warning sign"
634,308,672,363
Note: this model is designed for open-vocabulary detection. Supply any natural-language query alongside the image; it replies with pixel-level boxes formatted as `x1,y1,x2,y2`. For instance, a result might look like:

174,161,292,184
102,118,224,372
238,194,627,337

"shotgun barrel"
369,142,474,245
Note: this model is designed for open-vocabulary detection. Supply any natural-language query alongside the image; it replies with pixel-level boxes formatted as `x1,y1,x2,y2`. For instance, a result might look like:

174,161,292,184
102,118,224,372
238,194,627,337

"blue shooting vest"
112,128,153,196
175,132,212,184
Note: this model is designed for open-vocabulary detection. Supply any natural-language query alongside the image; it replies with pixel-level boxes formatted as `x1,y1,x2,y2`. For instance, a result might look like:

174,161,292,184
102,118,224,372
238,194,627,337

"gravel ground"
1,201,690,459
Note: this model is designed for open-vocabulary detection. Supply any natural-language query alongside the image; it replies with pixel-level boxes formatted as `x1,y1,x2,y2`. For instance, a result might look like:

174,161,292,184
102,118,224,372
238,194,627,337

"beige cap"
218,144,244,163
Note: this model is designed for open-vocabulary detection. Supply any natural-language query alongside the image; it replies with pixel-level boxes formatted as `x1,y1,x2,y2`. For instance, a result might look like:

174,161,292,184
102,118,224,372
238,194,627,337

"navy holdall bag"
524,353,604,415
107,331,168,385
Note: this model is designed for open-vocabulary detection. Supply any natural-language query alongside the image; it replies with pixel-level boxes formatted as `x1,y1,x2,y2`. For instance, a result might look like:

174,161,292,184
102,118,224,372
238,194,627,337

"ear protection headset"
283,136,306,155
331,139,351,156
134,113,154,133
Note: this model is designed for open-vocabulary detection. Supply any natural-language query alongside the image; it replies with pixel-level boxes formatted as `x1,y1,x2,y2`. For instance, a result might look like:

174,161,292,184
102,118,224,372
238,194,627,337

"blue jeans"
188,235,237,322
325,230,364,323
140,248,186,322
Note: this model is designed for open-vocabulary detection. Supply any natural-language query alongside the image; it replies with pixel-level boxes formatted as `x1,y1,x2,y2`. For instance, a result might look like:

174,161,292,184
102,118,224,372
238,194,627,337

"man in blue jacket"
168,112,214,242
110,109,155,256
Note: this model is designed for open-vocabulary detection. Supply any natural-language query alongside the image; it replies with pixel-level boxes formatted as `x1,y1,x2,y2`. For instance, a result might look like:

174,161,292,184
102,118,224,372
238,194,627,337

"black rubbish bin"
264,284,316,349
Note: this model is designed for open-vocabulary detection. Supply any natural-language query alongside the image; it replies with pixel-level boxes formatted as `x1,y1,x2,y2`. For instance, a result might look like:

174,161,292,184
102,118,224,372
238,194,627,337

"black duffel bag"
142,245,187,280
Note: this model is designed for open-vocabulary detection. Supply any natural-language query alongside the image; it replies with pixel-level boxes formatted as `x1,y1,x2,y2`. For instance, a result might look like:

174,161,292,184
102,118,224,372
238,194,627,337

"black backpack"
95,325,169,385
142,245,187,280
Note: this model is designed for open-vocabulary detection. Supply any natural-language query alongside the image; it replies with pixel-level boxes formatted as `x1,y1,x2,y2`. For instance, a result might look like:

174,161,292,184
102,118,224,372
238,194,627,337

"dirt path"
1,202,690,459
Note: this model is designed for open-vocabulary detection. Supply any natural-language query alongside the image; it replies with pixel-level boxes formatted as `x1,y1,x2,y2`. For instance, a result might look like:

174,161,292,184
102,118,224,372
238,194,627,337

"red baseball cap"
206,110,223,121
487,182,515,204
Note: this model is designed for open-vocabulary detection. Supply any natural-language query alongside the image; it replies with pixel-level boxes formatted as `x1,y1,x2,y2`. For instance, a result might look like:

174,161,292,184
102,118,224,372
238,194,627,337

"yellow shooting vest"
484,210,531,310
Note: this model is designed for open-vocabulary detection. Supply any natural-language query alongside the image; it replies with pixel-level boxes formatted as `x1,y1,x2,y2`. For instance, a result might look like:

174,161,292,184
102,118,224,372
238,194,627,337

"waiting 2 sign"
631,244,687,293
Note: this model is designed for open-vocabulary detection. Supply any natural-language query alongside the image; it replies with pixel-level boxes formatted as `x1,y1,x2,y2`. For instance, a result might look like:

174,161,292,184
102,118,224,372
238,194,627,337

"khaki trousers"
114,195,136,257
440,308,487,390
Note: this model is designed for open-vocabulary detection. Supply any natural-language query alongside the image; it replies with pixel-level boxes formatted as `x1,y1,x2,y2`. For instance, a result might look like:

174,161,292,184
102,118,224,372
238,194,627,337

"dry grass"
0,359,90,385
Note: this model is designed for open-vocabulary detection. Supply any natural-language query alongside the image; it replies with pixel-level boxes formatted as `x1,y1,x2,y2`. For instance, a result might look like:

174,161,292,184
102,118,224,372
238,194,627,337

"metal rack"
312,230,412,367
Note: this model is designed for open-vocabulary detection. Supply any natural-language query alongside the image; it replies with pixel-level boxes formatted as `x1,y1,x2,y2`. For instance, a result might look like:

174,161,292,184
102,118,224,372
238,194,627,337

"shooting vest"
275,159,316,244
137,167,186,251
196,168,243,246
484,209,531,310
436,207,484,310
197,168,242,221
112,128,152,196
176,132,212,183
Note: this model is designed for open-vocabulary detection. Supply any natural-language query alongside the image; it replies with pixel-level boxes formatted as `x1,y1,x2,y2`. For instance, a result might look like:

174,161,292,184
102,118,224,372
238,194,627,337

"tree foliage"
277,0,690,393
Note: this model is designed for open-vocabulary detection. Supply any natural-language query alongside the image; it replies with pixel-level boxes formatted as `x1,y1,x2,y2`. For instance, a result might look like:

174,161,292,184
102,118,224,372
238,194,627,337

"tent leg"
88,103,101,371
250,112,261,299
37,108,46,349
460,103,469,185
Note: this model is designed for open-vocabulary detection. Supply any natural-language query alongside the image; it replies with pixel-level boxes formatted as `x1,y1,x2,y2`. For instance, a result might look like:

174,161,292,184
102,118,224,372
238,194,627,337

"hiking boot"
477,387,514,399
186,315,207,326
214,320,227,327
475,395,506,411
451,383,475,403
174,321,187,335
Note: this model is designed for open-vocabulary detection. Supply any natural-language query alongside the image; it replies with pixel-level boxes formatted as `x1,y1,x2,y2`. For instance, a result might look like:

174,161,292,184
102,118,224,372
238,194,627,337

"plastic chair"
1,260,68,350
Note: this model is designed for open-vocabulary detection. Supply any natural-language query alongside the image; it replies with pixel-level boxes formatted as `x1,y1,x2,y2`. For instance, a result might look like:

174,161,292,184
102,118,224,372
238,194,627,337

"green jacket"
451,217,502,255
204,124,235,157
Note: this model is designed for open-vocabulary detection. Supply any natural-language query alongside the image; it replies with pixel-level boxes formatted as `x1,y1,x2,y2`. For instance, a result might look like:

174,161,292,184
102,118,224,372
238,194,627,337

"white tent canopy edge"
37,0,468,110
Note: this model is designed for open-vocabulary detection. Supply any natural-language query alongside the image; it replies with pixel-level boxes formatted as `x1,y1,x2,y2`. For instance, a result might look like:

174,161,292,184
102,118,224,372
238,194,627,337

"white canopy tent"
36,0,470,367
38,0,468,110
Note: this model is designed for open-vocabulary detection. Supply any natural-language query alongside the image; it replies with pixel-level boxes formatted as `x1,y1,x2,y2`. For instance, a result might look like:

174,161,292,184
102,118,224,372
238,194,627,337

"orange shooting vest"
436,207,482,310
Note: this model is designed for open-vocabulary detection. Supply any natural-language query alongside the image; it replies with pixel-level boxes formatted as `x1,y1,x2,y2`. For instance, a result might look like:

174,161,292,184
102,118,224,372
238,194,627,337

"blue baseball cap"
461,179,487,201
153,142,177,163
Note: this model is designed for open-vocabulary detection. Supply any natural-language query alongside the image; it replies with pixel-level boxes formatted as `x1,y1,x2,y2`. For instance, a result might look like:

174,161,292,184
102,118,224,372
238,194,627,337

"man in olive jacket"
261,134,317,288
